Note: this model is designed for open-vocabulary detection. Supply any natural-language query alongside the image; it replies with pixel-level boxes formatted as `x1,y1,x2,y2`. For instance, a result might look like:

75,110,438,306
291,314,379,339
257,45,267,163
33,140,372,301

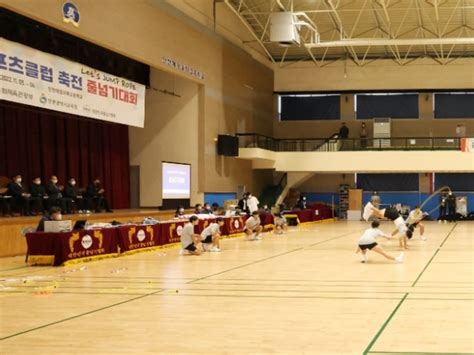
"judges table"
26,213,273,266
283,205,333,224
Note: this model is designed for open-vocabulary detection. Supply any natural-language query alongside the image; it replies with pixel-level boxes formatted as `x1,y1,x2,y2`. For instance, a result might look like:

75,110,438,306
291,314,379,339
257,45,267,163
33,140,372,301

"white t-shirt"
247,196,259,213
394,216,408,235
245,216,260,231
406,209,423,224
358,228,385,245
180,223,195,247
201,223,220,239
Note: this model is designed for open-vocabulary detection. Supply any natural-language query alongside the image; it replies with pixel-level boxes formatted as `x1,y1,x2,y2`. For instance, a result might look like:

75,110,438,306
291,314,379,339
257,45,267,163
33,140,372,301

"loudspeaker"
217,135,239,156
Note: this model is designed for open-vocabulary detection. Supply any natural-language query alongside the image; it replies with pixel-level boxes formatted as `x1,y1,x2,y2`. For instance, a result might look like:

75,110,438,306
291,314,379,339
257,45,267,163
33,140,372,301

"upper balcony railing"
236,133,464,152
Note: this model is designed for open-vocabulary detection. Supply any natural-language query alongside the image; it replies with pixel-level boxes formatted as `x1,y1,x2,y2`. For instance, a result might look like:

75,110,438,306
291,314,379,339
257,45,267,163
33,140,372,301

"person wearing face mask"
86,178,112,213
202,202,213,214
64,178,86,213
36,206,62,232
7,174,33,216
296,195,307,209
246,192,260,214
238,192,250,214
46,176,72,214
175,205,186,219
194,203,204,214
29,177,48,214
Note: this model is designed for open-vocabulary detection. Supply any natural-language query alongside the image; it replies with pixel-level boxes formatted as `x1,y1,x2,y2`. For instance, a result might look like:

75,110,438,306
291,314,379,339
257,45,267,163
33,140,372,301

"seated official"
295,195,307,209
211,202,220,215
46,176,72,214
194,203,204,214
36,206,62,232
175,205,186,219
64,178,88,212
7,174,32,216
86,178,112,213
29,177,48,213
202,202,213,214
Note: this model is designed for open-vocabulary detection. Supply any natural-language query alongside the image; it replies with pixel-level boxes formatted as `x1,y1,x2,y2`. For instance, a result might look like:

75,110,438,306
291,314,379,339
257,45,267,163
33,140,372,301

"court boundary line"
368,352,473,355
363,223,458,355
186,231,357,285
0,230,357,342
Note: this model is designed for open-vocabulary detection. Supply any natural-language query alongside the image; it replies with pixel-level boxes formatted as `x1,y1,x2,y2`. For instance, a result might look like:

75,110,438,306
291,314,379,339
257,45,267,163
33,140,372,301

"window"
355,93,419,119
356,173,419,191
435,173,474,191
279,94,340,121
434,92,474,119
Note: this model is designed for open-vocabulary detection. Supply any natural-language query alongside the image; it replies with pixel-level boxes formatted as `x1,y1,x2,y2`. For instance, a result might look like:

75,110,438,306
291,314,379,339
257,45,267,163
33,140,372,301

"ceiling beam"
305,37,474,48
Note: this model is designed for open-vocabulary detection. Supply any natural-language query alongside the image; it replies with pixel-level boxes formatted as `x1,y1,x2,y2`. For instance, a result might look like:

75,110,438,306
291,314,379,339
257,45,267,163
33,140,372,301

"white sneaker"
363,202,373,221
78,210,83,214
395,253,404,263
179,249,188,256
421,236,427,241
210,247,221,252
444,220,447,223
255,236,262,240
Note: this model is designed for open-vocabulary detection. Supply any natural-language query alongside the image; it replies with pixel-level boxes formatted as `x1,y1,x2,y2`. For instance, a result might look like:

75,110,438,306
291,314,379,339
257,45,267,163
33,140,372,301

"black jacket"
46,182,62,199
30,184,47,198
36,215,52,232
86,183,101,198
64,184,81,199
7,182,26,198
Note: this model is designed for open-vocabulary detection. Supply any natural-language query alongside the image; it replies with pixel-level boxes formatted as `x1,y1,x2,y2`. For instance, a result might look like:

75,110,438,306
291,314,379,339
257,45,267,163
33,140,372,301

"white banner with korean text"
0,38,145,127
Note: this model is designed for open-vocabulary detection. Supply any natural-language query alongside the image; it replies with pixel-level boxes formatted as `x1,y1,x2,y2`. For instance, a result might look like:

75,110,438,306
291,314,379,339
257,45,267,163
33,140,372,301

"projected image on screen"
162,162,191,199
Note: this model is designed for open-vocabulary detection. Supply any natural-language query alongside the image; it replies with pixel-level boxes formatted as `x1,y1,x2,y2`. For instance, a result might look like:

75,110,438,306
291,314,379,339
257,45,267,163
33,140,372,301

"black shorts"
359,242,378,250
184,243,197,252
411,221,420,228
384,208,400,221
202,235,213,244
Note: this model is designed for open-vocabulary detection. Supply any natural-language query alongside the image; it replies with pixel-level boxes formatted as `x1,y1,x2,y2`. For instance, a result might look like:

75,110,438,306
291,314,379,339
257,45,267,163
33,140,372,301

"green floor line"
363,293,408,355
0,287,166,341
412,223,457,287
364,223,460,354
368,351,474,355
187,231,357,285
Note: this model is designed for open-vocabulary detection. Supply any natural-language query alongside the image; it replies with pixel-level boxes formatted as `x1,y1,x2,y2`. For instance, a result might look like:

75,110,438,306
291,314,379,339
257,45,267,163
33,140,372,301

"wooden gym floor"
0,221,472,354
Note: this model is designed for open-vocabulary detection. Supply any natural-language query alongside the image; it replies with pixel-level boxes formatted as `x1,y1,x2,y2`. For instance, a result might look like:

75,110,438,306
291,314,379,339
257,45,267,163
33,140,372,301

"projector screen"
162,162,191,199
